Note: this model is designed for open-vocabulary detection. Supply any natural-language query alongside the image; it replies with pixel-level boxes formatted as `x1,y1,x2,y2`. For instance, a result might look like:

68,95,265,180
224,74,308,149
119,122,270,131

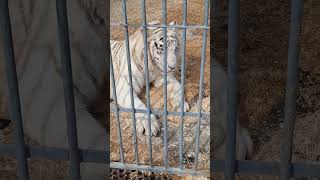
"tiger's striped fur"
110,21,189,136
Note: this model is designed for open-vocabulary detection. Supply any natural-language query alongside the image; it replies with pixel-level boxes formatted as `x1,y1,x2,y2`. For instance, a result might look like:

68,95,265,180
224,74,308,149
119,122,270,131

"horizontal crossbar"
110,106,210,120
2,143,320,178
110,22,210,29
110,162,209,177
212,160,320,178
0,143,207,176
0,143,107,163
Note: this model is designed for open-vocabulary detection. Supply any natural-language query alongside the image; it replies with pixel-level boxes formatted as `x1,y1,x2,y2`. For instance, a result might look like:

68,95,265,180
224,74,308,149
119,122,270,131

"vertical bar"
280,0,304,179
225,0,240,178
121,0,139,164
0,1,30,179
194,0,210,171
110,55,125,163
161,0,169,168
56,0,81,179
140,0,153,166
105,1,111,177
179,0,187,169
210,0,219,166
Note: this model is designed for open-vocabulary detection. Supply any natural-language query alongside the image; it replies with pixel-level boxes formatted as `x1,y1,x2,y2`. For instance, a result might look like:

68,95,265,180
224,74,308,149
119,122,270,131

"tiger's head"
147,21,180,74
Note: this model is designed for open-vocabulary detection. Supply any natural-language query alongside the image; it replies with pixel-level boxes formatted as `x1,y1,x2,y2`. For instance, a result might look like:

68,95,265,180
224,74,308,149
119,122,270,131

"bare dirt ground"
1,0,320,179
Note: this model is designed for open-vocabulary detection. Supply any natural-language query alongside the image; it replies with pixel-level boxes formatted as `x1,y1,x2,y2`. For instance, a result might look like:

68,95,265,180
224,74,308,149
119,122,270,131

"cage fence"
109,0,210,177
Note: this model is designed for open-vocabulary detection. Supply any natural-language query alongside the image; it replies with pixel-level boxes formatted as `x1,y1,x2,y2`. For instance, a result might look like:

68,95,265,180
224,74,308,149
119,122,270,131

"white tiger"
110,21,189,136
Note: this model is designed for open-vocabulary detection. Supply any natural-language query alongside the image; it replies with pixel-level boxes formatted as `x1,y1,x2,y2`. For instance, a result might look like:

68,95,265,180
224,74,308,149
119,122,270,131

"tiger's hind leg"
114,77,161,136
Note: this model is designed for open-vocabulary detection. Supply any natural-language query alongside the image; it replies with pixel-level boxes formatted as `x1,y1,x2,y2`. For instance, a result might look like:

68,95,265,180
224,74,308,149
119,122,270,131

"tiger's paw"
136,115,161,136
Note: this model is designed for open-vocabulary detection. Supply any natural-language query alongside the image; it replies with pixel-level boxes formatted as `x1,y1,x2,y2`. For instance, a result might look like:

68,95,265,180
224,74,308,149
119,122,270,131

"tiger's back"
110,29,150,99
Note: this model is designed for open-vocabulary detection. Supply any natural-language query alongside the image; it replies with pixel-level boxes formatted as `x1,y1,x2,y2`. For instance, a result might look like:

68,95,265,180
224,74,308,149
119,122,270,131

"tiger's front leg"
113,77,161,136
153,74,189,112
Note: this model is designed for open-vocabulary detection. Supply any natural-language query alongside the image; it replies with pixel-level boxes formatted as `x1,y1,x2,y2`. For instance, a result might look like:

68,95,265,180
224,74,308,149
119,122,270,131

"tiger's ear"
169,21,176,25
168,21,177,31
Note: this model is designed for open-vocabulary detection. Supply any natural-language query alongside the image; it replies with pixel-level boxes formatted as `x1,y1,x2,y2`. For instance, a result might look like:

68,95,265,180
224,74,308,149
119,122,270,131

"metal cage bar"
111,107,210,119
161,0,169,168
110,162,208,177
225,0,240,179
194,0,210,171
55,0,81,179
0,144,107,163
210,0,219,173
179,0,188,169
110,55,125,163
279,0,304,179
140,0,153,166
212,160,320,178
0,1,30,179
110,23,209,30
120,0,139,165
109,0,210,176
1,143,320,178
